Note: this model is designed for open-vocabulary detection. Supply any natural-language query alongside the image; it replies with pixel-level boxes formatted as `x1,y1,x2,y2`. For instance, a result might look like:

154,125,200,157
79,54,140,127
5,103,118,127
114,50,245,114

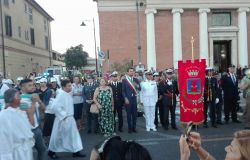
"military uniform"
159,69,179,130
110,80,124,132
204,75,219,128
82,80,99,133
140,71,158,131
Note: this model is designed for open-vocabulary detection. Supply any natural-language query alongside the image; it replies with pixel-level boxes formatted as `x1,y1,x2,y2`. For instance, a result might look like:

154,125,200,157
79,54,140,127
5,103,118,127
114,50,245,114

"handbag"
90,103,100,114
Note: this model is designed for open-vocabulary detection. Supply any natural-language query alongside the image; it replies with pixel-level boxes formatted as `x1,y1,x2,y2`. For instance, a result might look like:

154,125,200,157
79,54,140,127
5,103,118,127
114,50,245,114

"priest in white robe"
48,80,85,158
0,89,34,160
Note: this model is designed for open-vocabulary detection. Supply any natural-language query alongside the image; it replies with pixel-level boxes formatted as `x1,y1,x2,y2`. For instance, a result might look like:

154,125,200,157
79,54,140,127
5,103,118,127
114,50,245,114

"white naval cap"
50,77,57,82
111,71,118,76
153,72,159,76
166,69,173,74
16,77,24,81
39,78,47,83
2,79,14,85
144,70,153,75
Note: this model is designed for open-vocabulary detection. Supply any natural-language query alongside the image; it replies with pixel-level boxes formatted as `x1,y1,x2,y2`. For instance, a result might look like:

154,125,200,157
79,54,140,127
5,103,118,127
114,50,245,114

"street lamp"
80,18,98,76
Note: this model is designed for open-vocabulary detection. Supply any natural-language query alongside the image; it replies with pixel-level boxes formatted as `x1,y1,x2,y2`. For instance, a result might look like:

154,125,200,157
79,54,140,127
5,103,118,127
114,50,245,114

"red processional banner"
178,59,206,124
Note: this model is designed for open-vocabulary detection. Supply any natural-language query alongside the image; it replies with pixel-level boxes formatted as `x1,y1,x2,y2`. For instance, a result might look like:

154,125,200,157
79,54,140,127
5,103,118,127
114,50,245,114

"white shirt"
20,94,40,129
45,98,55,114
140,80,158,106
72,83,83,104
0,107,34,160
230,73,236,84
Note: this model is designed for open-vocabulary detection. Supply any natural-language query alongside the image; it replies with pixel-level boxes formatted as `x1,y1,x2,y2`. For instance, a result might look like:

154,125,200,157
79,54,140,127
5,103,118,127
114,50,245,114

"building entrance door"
213,40,231,73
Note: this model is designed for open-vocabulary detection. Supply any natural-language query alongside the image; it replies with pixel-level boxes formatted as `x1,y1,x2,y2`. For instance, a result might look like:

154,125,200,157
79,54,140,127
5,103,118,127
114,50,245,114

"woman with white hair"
238,68,250,129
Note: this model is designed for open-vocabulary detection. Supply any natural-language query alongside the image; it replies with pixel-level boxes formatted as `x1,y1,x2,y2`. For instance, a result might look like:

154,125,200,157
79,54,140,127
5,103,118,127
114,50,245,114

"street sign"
98,51,105,59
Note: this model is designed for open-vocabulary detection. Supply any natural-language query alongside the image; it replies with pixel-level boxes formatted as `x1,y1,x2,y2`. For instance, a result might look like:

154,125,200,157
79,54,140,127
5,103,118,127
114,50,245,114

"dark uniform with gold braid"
159,69,179,130
204,68,218,128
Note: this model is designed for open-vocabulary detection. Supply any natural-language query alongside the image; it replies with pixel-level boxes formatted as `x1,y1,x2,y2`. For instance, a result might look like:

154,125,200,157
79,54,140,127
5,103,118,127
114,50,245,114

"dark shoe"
212,124,218,128
244,127,250,129
217,121,223,125
87,130,91,134
48,151,58,159
119,128,123,132
233,120,241,123
72,152,86,158
163,126,168,130
203,124,208,128
128,129,132,134
172,126,178,130
132,129,137,133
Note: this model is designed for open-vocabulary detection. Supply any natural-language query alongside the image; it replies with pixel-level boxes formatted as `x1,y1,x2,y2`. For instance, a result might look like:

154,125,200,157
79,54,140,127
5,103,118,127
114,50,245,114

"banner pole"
191,36,195,60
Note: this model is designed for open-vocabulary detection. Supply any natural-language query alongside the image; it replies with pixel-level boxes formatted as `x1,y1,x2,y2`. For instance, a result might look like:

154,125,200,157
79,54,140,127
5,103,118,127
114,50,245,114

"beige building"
52,50,65,67
0,0,53,79
98,0,250,73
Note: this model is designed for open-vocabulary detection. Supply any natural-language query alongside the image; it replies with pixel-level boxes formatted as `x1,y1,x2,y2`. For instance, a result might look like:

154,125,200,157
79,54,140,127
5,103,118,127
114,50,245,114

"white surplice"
49,90,83,153
0,107,34,160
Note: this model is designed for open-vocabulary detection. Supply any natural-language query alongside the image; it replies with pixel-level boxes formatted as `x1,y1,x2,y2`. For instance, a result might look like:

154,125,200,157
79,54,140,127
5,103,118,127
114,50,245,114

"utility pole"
0,0,6,78
136,0,142,65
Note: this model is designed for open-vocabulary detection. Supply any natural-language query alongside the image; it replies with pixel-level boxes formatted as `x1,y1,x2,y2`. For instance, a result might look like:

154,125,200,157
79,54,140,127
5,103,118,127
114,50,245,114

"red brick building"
97,0,250,73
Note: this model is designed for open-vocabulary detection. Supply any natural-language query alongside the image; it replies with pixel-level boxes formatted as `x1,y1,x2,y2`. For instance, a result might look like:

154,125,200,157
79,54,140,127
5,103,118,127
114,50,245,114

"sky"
35,0,100,58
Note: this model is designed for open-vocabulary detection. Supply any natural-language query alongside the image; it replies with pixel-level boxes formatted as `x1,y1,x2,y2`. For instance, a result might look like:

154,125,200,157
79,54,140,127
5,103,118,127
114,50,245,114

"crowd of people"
0,64,250,160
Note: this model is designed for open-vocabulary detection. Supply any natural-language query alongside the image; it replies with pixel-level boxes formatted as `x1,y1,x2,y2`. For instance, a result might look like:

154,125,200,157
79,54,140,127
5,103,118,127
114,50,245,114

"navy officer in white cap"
109,71,124,132
140,70,158,131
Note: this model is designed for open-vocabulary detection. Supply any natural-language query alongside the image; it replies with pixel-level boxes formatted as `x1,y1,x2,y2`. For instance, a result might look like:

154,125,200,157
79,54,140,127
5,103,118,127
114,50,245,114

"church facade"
97,0,250,73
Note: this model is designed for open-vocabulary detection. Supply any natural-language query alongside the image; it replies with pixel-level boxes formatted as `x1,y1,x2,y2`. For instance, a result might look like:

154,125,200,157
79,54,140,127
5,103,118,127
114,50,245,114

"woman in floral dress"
93,78,115,137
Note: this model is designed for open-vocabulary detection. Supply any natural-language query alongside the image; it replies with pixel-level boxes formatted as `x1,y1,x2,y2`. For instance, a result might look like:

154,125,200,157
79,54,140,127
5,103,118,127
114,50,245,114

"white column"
238,7,250,67
145,9,157,70
172,8,183,69
198,8,210,65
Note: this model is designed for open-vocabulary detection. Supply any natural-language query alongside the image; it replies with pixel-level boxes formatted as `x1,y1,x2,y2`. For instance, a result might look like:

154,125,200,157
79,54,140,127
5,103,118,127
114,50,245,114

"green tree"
64,44,88,69
110,59,133,73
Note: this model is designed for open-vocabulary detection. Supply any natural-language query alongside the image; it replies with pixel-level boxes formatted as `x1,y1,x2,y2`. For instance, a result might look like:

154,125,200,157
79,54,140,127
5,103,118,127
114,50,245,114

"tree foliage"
64,44,88,69
110,59,133,74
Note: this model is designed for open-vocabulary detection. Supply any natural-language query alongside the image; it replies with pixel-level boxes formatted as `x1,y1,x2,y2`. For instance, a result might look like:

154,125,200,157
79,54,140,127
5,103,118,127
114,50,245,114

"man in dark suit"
203,68,219,128
122,67,141,133
159,69,179,130
221,64,241,124
82,75,99,133
109,71,124,132
214,72,223,125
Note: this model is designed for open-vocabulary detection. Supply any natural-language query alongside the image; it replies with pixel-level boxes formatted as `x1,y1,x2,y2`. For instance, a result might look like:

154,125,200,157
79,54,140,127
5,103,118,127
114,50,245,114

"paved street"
47,110,246,160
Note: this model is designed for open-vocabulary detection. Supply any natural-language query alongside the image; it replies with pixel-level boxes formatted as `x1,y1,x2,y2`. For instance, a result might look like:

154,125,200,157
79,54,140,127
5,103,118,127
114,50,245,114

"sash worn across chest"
125,76,137,95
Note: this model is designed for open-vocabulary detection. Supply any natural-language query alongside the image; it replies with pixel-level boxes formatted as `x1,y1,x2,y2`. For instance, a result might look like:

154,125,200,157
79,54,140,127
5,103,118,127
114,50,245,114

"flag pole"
191,36,195,60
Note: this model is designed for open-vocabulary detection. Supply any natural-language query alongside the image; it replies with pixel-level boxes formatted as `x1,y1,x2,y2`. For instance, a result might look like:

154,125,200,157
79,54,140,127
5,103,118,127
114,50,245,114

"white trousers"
144,105,156,130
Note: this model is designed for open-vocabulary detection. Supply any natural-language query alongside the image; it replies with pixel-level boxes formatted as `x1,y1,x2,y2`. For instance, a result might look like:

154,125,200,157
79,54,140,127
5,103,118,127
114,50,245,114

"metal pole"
48,20,52,66
136,0,142,65
93,18,98,76
0,0,6,78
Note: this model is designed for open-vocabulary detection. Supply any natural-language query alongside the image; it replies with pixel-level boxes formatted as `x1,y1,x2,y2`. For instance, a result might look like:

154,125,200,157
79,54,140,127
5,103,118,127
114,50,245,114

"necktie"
232,75,236,84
